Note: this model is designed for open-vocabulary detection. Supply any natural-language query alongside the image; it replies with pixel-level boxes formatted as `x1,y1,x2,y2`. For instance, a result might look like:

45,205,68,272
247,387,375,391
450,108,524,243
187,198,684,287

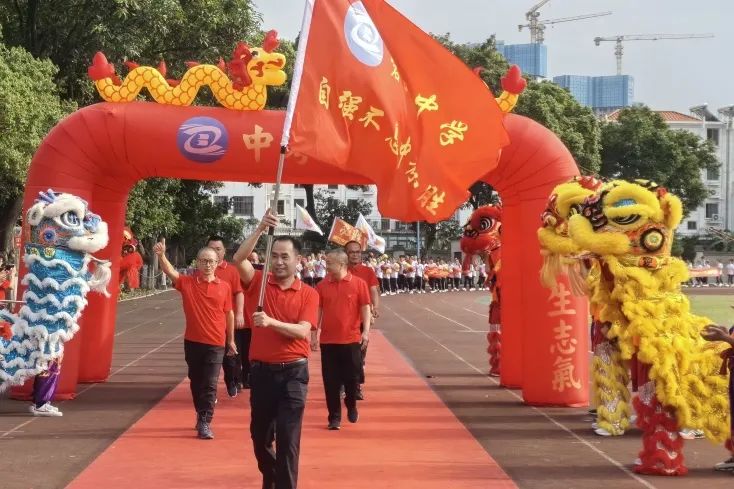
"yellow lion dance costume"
538,176,633,438
567,179,730,476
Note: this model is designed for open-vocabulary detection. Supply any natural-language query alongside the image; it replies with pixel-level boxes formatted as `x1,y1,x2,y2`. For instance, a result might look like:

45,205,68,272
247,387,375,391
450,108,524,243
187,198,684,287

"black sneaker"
227,383,238,398
356,385,364,400
327,420,341,430
197,421,214,439
347,407,359,423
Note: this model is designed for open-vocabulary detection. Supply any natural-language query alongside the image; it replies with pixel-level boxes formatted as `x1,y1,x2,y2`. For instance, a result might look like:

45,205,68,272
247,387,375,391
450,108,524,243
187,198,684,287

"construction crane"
594,34,715,75
519,0,612,44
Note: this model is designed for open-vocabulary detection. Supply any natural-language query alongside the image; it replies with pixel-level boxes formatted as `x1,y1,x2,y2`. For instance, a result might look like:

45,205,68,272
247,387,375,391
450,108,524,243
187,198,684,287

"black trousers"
415,276,423,291
478,276,486,288
184,340,224,423
320,343,361,422
389,277,398,293
250,360,309,489
223,328,252,388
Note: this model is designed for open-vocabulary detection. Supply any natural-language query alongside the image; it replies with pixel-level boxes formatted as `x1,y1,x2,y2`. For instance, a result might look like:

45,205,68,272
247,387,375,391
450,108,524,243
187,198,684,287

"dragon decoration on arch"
88,30,287,111
0,190,111,390
460,205,502,376
539,177,732,476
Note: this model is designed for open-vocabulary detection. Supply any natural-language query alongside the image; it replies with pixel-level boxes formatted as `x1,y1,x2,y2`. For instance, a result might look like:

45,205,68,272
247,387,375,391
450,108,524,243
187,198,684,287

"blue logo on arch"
177,117,228,163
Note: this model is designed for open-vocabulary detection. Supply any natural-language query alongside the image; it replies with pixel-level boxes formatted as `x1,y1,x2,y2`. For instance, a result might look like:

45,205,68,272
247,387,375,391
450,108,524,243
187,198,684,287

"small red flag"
287,0,509,223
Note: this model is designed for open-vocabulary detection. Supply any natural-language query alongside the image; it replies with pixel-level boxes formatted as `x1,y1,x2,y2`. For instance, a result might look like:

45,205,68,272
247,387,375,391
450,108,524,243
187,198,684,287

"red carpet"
68,331,515,488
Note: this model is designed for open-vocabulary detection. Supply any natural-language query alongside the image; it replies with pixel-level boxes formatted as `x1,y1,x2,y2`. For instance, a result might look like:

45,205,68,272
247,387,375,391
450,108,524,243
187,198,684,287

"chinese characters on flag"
288,0,509,222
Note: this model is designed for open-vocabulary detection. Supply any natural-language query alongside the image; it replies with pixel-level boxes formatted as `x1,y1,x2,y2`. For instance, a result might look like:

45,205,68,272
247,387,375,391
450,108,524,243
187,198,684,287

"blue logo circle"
344,2,384,67
177,117,229,163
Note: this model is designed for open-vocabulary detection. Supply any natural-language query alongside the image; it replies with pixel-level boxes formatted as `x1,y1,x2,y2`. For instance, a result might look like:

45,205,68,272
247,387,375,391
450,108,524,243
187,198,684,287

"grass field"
475,292,734,326
688,294,734,326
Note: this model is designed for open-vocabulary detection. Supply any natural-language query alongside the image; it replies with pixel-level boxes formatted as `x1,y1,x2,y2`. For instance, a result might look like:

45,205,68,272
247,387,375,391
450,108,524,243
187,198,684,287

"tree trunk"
305,185,318,225
0,196,23,256
424,223,437,252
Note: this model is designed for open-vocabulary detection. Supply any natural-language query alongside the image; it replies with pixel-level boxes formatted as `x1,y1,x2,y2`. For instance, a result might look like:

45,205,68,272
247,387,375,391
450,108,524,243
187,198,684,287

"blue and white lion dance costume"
0,190,111,390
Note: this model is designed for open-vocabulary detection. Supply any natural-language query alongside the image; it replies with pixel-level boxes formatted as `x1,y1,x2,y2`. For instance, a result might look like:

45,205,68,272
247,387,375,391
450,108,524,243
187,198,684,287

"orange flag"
327,218,366,247
286,0,509,223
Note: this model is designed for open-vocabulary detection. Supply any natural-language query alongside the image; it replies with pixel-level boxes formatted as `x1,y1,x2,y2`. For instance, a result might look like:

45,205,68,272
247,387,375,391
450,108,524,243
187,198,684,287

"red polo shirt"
245,270,319,363
214,261,243,300
175,275,232,346
317,273,371,344
348,263,379,288
0,279,10,301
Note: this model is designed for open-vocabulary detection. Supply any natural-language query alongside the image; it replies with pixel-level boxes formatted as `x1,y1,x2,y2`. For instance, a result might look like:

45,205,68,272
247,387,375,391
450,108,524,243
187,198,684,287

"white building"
607,107,734,235
212,182,472,254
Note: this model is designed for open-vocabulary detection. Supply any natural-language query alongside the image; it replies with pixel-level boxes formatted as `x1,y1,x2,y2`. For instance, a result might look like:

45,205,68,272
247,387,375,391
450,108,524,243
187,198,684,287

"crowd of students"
296,254,489,296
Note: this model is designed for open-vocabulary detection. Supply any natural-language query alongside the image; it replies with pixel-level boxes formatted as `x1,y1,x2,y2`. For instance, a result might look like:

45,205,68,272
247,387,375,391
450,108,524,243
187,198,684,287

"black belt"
251,357,308,371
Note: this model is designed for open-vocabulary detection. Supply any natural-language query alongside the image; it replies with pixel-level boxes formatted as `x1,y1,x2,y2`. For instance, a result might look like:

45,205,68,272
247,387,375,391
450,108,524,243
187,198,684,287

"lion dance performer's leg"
487,285,501,377
30,360,63,416
633,371,687,476
591,321,631,436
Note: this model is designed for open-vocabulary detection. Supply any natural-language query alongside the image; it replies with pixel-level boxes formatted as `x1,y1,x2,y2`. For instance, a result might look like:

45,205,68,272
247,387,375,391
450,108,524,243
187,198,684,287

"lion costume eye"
60,211,82,228
611,214,641,225
479,217,493,231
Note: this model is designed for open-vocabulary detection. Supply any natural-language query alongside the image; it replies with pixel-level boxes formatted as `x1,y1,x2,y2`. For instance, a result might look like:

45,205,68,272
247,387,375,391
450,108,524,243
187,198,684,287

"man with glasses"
155,239,236,440
344,241,379,400
207,235,246,397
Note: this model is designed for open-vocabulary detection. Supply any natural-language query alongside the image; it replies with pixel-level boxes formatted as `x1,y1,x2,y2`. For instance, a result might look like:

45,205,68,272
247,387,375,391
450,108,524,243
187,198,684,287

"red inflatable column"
497,203,523,388
78,194,128,382
521,200,590,406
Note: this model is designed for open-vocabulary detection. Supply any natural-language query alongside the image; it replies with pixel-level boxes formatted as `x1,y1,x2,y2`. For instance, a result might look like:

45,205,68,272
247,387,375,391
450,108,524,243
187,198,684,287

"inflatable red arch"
15,103,588,406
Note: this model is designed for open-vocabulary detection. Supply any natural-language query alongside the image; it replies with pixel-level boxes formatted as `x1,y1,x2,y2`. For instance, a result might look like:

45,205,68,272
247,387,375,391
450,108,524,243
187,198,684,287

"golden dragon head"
537,176,602,289
227,30,287,90
568,179,683,268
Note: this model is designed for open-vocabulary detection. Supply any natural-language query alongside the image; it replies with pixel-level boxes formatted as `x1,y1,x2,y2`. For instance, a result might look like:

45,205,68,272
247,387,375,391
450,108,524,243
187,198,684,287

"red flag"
287,0,509,223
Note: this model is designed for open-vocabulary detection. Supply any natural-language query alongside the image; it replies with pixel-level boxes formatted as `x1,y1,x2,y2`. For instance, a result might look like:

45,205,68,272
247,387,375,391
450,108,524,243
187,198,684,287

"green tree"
0,0,263,104
599,106,719,214
0,1,275,263
426,219,462,252
0,40,73,251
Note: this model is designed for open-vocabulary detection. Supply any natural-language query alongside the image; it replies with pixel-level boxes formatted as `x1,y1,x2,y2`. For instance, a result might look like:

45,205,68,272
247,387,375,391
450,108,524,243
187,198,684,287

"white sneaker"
679,429,704,440
633,458,642,466
714,457,734,471
594,427,611,436
29,403,63,417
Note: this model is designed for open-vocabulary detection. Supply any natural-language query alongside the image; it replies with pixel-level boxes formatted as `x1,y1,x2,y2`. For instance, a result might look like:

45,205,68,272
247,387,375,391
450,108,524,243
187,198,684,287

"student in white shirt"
477,262,487,290
405,256,416,294
415,261,425,293
314,253,327,286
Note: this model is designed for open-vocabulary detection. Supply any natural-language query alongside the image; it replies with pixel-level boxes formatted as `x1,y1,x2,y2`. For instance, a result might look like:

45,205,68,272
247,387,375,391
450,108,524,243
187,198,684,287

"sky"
252,0,733,115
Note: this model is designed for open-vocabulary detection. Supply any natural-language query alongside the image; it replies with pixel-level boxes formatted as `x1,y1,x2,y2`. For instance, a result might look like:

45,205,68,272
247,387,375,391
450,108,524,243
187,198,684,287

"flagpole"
257,0,316,311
